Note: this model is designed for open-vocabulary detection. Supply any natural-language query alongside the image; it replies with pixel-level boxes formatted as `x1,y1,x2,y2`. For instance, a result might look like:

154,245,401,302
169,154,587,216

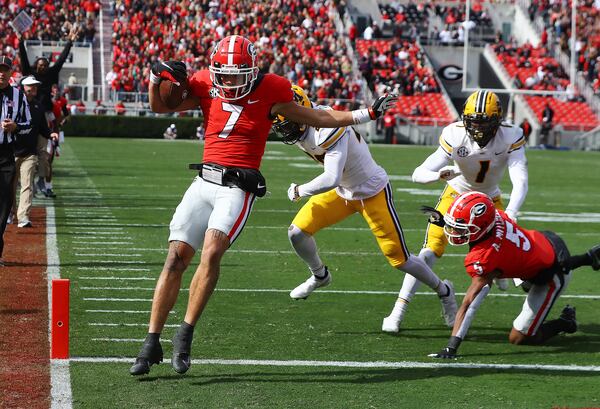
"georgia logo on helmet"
209,35,259,100
443,191,496,245
272,85,313,144
462,90,503,148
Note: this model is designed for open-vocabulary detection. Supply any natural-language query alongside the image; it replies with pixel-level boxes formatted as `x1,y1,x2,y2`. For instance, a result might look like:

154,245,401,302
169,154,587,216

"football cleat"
558,305,577,334
439,280,457,327
130,340,163,376
494,278,510,291
44,188,57,198
381,315,402,333
289,267,331,300
171,326,194,374
587,244,600,271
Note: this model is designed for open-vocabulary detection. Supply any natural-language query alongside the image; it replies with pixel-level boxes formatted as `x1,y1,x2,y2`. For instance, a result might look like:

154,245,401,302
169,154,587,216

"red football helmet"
209,35,259,100
443,191,496,245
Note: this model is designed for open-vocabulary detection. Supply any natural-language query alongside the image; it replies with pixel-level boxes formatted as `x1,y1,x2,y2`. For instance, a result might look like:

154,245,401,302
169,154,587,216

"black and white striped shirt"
0,85,32,146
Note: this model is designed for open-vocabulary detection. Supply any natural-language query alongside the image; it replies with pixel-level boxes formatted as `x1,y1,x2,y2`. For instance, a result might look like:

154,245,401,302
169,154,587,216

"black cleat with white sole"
172,324,194,374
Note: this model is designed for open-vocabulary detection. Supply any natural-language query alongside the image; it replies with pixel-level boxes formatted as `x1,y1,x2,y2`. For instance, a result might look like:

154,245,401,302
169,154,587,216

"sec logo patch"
456,146,469,157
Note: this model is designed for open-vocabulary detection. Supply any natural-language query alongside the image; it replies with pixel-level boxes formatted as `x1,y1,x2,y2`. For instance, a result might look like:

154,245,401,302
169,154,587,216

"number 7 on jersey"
219,102,243,139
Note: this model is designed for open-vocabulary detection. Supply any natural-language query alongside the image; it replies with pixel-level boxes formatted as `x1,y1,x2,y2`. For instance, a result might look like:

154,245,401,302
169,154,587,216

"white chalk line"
68,356,600,373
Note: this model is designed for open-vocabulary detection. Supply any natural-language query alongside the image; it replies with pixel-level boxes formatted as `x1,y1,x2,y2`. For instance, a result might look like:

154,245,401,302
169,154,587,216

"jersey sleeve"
438,126,454,157
188,70,209,99
267,74,294,104
464,248,497,278
508,126,526,153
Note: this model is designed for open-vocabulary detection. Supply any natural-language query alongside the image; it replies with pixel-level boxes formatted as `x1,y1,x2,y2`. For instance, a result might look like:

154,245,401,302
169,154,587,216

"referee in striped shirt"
0,56,32,266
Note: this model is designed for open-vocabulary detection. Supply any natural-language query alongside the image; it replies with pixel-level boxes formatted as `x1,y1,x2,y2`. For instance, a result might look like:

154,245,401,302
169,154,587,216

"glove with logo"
368,94,399,119
150,61,187,85
420,205,445,227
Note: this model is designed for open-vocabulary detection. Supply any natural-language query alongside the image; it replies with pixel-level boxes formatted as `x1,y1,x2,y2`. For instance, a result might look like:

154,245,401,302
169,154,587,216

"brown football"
159,79,189,109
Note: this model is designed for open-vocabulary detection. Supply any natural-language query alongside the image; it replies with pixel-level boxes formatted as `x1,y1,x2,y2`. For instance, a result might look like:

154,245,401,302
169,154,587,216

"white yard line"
46,205,73,409
78,288,600,300
69,356,600,373
76,267,150,271
89,323,178,328
85,309,174,314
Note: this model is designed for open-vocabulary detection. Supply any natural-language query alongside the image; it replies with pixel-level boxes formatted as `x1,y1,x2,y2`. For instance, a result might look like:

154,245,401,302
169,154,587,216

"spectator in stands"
383,110,396,144
196,125,204,141
93,100,107,115
363,24,374,40
540,102,555,145
75,100,86,115
17,25,81,114
410,104,423,116
163,124,177,140
114,101,126,115
520,118,533,141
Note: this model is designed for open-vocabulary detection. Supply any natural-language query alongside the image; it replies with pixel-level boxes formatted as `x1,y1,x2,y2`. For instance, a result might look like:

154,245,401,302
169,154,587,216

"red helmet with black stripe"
444,191,496,245
209,35,259,100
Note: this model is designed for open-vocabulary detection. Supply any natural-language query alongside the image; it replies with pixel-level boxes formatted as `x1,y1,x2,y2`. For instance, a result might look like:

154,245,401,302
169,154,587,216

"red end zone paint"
51,279,70,359
0,207,51,409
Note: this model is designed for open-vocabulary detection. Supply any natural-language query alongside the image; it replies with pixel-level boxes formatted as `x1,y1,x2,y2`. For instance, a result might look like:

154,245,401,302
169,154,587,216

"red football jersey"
189,70,293,169
465,210,555,280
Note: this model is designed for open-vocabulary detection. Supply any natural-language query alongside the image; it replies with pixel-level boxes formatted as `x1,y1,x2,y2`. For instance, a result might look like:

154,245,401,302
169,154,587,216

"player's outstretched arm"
429,275,493,359
412,148,457,184
272,94,398,128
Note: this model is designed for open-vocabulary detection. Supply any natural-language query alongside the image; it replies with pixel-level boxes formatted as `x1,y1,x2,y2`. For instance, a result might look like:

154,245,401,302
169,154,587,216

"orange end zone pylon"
51,279,70,359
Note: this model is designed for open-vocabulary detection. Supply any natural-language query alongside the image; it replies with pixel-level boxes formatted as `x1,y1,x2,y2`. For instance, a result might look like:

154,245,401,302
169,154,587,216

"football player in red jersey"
426,191,600,359
130,35,397,376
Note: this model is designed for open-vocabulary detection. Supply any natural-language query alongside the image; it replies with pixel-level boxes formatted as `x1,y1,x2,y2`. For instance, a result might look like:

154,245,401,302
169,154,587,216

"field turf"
53,138,600,408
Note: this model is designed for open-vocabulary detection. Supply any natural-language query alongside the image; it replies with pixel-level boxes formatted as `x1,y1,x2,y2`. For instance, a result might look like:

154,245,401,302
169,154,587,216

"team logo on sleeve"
456,146,469,157
209,87,219,98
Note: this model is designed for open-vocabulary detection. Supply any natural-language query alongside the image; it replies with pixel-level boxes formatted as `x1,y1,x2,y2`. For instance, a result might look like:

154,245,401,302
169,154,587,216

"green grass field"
53,138,600,408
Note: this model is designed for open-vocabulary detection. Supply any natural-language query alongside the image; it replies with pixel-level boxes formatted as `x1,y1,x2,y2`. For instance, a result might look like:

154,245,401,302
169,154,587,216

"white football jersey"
297,113,388,200
439,121,525,198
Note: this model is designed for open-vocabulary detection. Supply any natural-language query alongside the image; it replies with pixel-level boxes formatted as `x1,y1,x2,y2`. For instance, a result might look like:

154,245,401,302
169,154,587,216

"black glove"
368,94,398,119
420,205,445,227
150,60,187,84
428,347,458,359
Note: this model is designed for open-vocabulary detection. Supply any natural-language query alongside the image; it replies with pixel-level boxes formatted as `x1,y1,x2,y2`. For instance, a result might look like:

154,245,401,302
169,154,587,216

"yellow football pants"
291,184,410,268
424,185,504,257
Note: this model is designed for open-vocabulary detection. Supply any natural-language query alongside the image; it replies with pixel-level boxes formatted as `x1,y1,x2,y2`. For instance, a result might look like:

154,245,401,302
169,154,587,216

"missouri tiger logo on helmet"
462,90,503,148
272,85,312,144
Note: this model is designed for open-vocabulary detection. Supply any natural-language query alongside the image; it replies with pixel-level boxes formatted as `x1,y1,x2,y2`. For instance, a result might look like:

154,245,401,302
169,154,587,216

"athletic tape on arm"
455,284,491,339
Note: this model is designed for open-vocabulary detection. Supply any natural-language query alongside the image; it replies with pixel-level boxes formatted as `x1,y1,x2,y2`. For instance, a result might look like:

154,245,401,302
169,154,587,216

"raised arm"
148,61,199,113
18,40,32,75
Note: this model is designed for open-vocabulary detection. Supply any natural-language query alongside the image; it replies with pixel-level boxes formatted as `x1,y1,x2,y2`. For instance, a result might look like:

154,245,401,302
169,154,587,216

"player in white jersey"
273,86,457,325
382,90,529,332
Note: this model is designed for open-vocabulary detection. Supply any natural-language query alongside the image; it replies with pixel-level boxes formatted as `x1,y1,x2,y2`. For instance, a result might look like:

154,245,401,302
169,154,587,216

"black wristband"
447,336,462,351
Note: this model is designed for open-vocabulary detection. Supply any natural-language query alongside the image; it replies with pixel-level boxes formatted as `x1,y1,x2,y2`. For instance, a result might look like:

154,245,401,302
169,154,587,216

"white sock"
45,181,53,190
386,298,409,320
288,224,325,275
398,254,445,295
397,248,440,301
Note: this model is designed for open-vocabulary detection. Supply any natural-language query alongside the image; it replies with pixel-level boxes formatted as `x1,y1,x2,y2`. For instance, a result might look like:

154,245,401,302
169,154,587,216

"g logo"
438,65,463,82
471,203,487,217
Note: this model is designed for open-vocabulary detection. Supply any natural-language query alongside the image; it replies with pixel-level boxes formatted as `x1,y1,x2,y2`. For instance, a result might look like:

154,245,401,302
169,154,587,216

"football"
159,79,189,109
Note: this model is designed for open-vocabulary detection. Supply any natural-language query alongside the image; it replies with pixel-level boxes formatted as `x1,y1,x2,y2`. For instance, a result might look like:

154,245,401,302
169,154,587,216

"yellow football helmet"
272,85,312,144
462,90,503,147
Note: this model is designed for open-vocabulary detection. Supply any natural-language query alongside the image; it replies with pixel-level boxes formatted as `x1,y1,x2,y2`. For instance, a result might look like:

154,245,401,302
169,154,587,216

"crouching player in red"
427,191,600,359
129,35,397,375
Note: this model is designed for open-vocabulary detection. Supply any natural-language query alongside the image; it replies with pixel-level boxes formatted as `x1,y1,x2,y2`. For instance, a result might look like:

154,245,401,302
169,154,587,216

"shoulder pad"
317,127,346,150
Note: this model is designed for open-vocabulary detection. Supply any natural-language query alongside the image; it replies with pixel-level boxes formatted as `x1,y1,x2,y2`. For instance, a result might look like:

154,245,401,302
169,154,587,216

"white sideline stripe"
74,253,143,257
73,260,147,264
47,205,73,408
85,309,174,314
77,289,600,300
91,338,174,343
84,298,151,302
73,231,126,235
76,267,150,271
89,323,179,328
68,357,600,373
80,276,155,281
71,227,123,230
72,241,133,245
